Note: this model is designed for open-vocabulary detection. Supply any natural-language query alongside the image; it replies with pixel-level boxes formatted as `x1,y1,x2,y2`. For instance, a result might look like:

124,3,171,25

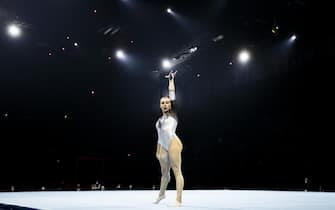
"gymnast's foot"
153,195,166,204
167,201,182,207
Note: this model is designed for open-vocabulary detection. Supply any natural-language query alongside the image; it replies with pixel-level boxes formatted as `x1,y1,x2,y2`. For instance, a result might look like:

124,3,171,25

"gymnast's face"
160,97,171,113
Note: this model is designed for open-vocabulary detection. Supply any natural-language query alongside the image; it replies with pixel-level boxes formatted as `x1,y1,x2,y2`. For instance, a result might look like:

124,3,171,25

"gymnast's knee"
171,166,182,176
162,173,171,181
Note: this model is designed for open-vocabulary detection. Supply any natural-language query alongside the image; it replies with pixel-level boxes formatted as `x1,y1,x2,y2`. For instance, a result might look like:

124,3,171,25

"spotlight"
189,46,198,53
74,42,79,47
7,24,21,38
272,25,279,36
162,59,172,69
116,49,126,60
238,50,250,64
167,8,173,14
290,35,297,41
212,34,224,42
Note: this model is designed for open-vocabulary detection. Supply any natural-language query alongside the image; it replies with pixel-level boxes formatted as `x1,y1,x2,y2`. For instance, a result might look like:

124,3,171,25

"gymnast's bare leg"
154,144,170,204
169,137,184,205
154,138,184,205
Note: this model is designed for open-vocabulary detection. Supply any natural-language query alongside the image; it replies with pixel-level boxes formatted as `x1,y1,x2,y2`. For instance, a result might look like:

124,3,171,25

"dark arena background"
0,0,334,209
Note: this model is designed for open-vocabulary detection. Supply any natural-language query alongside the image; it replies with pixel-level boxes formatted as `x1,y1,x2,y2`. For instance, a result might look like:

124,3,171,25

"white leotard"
156,115,178,151
156,90,177,151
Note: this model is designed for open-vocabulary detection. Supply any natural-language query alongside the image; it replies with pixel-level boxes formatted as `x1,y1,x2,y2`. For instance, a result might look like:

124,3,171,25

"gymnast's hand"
165,70,177,80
